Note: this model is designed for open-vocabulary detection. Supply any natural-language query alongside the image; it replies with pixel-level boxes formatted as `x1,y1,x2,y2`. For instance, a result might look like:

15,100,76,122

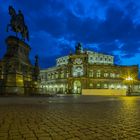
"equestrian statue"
7,6,29,41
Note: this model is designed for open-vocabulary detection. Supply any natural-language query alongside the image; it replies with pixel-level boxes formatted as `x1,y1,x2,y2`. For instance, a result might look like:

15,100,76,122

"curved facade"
40,44,140,95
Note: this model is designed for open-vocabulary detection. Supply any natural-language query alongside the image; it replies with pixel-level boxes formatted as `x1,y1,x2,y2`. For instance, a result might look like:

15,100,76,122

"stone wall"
82,89,127,96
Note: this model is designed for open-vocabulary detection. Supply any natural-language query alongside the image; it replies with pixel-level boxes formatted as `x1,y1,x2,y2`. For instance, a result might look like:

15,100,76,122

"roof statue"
75,42,83,54
76,42,82,50
7,6,29,41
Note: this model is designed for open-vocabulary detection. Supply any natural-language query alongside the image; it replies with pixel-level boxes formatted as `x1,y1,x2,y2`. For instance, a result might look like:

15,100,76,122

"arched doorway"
73,80,82,94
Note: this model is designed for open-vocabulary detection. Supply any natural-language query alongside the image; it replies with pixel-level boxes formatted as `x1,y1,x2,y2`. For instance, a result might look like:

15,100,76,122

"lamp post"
125,76,133,96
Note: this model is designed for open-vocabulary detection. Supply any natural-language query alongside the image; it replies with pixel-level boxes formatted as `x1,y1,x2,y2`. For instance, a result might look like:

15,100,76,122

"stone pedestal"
4,73,24,95
0,36,40,95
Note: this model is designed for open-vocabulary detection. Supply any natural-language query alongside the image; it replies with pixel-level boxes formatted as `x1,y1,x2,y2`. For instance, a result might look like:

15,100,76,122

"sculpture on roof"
76,42,82,50
75,42,83,54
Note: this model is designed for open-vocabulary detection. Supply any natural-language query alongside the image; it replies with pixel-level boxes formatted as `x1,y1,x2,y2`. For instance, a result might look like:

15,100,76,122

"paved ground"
0,95,140,140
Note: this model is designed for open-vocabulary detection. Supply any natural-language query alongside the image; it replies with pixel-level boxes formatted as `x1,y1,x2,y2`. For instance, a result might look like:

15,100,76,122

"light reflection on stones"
0,96,140,140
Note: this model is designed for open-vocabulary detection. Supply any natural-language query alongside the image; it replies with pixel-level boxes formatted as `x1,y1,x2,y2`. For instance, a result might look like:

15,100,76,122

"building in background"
40,43,140,95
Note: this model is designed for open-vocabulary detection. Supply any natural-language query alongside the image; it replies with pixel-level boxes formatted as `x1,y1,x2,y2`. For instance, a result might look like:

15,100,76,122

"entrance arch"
73,80,82,94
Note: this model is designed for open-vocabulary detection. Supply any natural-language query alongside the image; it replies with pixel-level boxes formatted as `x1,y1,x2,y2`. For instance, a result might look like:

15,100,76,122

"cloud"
1,0,140,68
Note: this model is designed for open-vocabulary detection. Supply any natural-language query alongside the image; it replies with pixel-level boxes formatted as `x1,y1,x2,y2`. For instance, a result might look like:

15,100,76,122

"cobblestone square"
0,96,140,140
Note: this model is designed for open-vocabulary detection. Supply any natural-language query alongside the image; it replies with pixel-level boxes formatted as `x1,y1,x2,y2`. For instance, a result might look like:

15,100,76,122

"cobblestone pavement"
0,96,140,140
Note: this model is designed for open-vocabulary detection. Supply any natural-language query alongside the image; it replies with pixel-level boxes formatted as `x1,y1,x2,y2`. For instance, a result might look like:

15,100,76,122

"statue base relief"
0,36,41,95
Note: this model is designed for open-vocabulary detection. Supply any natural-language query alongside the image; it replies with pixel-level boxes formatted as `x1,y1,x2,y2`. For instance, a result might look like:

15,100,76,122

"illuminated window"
110,84,114,89
104,84,108,88
89,83,93,87
117,85,121,89
123,85,127,89
116,74,120,78
97,83,100,88
60,71,64,78
51,74,54,79
89,70,93,77
55,73,59,79
110,73,115,78
104,73,108,77
66,73,69,78
47,74,51,80
89,57,94,63
72,66,84,77
97,70,101,78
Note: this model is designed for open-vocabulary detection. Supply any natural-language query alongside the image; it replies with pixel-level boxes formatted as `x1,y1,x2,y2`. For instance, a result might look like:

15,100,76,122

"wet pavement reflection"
0,96,140,140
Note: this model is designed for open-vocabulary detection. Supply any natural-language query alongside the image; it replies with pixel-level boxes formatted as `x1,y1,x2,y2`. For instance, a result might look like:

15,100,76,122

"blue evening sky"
0,0,140,69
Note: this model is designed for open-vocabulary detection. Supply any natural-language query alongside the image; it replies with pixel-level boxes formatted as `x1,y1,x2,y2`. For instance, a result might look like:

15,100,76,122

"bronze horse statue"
7,6,29,41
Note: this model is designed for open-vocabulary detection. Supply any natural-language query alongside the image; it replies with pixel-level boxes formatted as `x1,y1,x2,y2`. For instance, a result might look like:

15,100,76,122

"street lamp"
126,76,133,81
125,76,133,96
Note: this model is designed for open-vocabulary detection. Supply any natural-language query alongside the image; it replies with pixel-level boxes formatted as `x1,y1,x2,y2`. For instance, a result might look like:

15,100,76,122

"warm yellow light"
126,76,133,81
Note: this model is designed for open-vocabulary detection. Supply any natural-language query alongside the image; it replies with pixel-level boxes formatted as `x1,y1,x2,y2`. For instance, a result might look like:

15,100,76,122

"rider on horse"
7,6,29,41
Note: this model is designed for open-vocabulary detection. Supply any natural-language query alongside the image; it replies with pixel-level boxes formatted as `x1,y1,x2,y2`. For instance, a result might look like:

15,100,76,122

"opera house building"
40,43,140,95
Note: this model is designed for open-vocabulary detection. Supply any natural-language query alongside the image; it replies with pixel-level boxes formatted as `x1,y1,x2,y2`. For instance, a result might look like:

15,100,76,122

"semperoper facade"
40,43,140,95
